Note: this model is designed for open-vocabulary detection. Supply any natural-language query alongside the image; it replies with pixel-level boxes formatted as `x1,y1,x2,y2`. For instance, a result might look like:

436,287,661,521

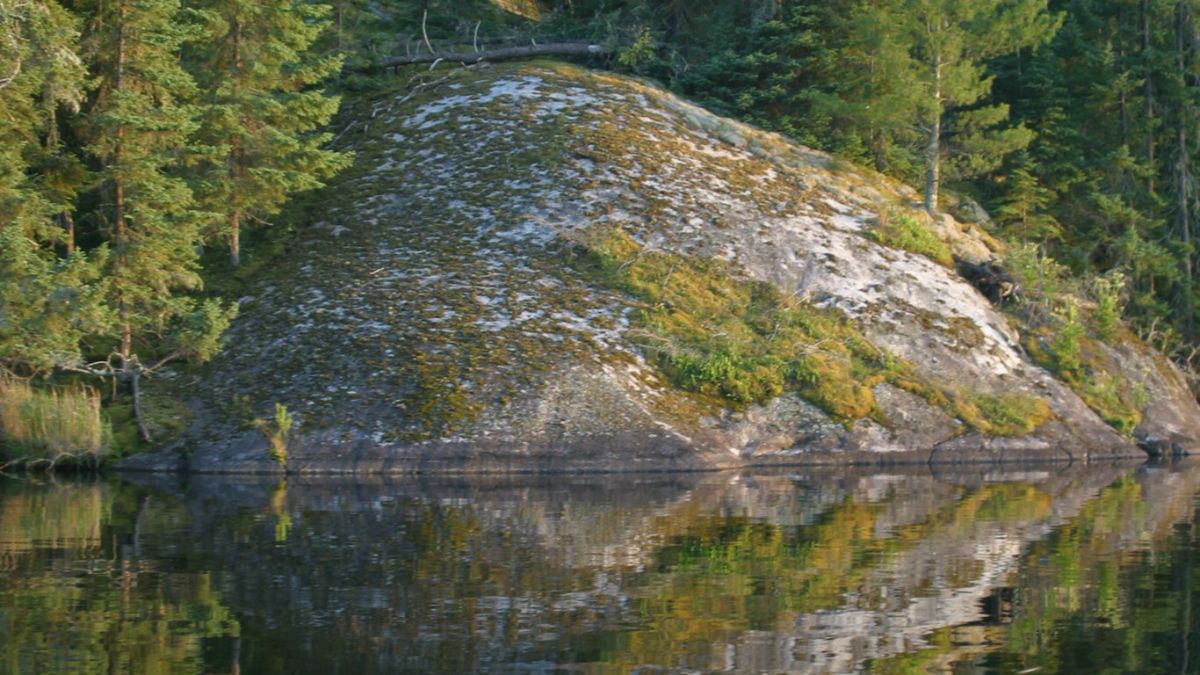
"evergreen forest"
4,0,1200,461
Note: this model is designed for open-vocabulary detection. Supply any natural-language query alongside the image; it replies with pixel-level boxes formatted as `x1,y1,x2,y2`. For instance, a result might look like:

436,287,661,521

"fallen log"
360,43,609,72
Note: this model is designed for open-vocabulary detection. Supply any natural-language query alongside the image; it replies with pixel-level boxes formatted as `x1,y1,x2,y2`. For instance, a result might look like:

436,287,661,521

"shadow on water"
3,459,1200,673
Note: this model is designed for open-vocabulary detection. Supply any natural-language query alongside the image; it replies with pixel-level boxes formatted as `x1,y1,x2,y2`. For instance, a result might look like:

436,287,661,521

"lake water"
2,462,1200,673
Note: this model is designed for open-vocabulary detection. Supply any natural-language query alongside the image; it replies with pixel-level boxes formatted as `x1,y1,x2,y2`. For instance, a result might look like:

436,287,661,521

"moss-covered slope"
131,61,1199,473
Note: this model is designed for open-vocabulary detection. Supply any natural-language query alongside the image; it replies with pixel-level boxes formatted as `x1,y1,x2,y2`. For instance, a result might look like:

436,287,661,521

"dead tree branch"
358,42,608,72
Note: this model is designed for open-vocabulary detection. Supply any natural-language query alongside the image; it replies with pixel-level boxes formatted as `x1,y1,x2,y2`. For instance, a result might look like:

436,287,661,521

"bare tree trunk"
114,0,131,361
924,57,942,214
229,17,242,268
230,211,241,268
1179,1,1195,336
1119,4,1130,145
130,367,151,443
365,43,607,71
336,1,344,52
1146,0,1157,195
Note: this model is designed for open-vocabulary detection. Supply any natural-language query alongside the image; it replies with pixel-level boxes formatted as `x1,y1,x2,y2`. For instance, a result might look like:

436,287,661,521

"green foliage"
995,163,1062,243
1050,300,1085,377
1005,241,1076,324
0,0,341,450
81,0,209,362
0,0,97,375
616,28,656,72
0,227,109,374
190,0,352,266
1006,243,1145,436
796,0,1060,210
168,299,239,364
868,211,954,267
254,402,293,464
1091,272,1126,343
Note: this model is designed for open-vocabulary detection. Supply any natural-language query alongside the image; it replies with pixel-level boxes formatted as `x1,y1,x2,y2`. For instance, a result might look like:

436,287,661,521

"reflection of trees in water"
962,466,1200,675
0,480,240,673
5,463,1200,674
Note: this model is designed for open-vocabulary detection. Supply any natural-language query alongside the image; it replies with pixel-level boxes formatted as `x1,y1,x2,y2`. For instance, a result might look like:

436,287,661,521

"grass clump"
868,210,954,268
1080,373,1146,435
952,391,1054,437
576,227,932,424
0,375,109,466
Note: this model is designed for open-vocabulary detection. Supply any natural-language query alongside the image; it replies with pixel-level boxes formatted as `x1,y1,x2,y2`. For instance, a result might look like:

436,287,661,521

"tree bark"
1145,0,1157,195
229,17,242,268
1178,0,1195,336
230,211,241,268
130,367,152,443
363,43,607,71
925,56,942,214
114,0,131,361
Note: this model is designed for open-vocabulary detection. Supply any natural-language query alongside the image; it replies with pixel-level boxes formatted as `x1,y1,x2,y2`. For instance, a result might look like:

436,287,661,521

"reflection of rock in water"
118,461,1200,673
628,465,1126,673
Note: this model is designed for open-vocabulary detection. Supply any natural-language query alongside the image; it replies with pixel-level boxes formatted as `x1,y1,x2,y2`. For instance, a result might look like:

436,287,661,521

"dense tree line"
7,0,1200,434
0,0,347,436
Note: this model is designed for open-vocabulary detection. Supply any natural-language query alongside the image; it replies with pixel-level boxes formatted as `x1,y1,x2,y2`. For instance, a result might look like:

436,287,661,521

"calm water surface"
3,462,1200,673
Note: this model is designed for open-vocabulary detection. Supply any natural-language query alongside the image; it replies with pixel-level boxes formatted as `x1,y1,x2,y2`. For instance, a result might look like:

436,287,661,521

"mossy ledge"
119,61,1199,474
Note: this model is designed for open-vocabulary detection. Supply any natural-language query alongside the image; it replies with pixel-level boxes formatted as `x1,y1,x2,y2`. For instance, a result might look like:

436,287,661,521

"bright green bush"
869,212,954,268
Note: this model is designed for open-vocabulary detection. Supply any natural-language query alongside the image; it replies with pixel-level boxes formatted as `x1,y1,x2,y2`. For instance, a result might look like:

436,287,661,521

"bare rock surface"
121,62,1200,474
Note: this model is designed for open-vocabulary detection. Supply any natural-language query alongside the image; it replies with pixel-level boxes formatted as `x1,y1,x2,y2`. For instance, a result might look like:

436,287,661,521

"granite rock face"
123,62,1200,474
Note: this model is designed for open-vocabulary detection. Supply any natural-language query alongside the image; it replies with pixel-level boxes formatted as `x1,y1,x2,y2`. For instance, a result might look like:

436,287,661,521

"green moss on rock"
570,225,1046,433
868,210,954,268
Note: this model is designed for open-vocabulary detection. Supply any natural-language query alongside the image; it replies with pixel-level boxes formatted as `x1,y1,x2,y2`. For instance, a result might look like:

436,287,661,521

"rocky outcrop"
123,61,1200,473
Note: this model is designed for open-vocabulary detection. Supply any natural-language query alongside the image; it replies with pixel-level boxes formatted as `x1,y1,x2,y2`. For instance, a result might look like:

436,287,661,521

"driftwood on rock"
362,43,608,72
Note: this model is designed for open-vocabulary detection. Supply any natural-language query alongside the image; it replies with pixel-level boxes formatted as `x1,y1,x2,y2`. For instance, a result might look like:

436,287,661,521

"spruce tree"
804,0,927,179
0,0,104,374
192,0,350,267
80,0,236,438
996,163,1062,243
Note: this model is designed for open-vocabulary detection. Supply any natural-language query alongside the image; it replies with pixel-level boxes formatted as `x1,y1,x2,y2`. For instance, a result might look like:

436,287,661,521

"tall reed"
0,375,107,462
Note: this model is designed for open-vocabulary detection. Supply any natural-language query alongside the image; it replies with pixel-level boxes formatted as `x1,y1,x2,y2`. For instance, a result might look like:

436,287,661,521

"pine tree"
192,0,351,267
0,0,104,374
848,0,1061,213
80,0,236,438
